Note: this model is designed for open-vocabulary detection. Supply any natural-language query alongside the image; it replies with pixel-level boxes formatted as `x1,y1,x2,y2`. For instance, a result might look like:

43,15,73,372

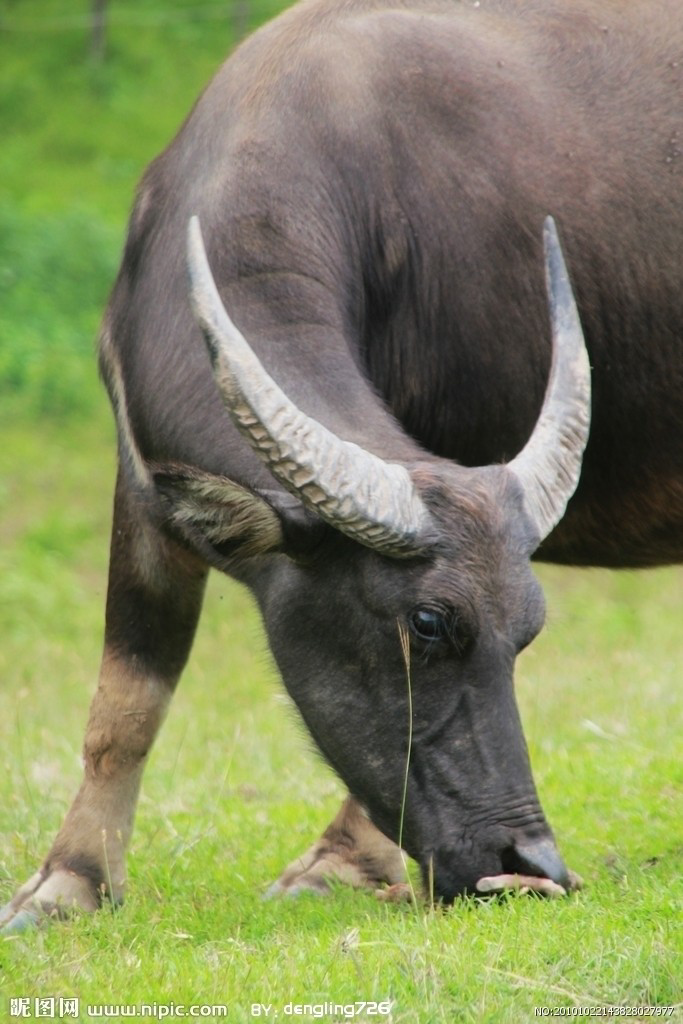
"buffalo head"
186,216,590,901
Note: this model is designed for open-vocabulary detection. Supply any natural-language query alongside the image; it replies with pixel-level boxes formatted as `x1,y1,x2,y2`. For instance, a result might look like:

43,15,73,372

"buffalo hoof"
0,868,101,934
266,829,407,899
266,845,389,898
374,882,415,903
266,797,407,899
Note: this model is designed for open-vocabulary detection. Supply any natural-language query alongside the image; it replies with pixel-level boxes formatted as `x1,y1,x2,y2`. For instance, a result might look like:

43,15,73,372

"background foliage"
0,0,287,418
1,2,682,1021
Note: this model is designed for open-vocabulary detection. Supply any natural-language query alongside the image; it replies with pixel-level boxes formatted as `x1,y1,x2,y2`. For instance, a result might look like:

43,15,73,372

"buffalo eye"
408,606,473,657
408,607,449,643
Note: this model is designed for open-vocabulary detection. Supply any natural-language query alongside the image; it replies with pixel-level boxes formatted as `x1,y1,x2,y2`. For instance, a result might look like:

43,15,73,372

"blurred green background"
0,0,289,421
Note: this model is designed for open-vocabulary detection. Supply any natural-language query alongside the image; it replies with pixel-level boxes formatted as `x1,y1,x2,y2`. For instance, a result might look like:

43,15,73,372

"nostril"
501,838,570,889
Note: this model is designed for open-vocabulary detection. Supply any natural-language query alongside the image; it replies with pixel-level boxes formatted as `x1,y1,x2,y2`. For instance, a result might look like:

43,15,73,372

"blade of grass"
397,620,419,906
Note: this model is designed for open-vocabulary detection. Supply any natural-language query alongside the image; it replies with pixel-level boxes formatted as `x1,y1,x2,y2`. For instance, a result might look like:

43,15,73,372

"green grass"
0,420,681,1021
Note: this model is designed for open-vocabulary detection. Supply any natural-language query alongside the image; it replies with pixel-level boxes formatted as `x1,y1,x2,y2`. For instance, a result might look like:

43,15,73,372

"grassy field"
1,415,682,1021
1,1,682,1020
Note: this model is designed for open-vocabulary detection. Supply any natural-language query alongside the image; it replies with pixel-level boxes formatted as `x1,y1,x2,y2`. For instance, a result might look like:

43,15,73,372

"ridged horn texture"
187,216,431,557
508,217,592,542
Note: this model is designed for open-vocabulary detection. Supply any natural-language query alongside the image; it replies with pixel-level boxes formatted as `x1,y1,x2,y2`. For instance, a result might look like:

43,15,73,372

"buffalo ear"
152,463,319,562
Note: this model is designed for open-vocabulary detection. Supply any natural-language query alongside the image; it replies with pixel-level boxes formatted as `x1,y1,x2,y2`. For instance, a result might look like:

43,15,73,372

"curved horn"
187,216,430,556
507,217,591,542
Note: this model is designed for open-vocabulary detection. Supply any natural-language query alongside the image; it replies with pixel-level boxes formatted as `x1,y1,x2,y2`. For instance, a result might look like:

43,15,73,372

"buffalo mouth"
423,836,574,903
475,838,576,897
475,873,571,897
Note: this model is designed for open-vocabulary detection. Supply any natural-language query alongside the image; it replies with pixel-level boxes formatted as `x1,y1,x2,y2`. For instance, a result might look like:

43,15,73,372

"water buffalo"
3,0,682,928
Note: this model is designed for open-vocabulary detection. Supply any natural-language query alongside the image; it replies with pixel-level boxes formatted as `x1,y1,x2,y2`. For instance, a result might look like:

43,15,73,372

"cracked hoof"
0,868,101,934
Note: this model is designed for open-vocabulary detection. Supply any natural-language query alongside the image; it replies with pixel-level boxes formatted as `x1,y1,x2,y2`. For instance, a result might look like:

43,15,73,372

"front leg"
269,796,406,896
1,470,207,930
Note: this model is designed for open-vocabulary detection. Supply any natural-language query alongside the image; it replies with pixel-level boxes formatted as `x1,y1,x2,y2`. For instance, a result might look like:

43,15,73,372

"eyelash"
408,607,473,658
